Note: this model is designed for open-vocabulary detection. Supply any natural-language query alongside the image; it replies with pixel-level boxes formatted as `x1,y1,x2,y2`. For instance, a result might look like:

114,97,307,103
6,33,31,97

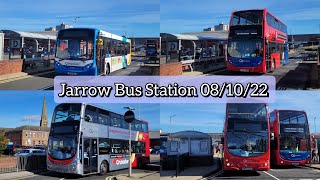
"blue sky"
160,91,320,134
0,0,159,37
0,91,160,130
161,0,320,34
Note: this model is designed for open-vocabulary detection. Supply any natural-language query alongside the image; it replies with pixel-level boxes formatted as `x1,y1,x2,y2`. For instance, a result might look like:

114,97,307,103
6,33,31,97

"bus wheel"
105,63,110,75
100,161,108,175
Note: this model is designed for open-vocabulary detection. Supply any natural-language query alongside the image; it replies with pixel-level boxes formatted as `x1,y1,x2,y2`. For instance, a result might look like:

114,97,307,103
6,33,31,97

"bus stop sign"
124,110,135,123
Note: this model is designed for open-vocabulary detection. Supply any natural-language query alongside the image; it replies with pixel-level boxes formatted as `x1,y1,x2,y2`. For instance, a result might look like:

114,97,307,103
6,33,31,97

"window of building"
42,133,44,138
33,132,35,137
42,141,44,144
29,132,32,137
26,131,28,137
38,141,41,145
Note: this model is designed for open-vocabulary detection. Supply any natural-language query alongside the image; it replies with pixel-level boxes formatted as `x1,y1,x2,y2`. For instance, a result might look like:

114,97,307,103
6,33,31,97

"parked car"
14,149,46,157
151,146,160,154
160,146,167,160
4,144,22,155
179,56,194,61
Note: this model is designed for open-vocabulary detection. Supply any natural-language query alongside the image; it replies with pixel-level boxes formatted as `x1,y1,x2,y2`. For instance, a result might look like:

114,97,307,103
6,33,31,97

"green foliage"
0,135,9,155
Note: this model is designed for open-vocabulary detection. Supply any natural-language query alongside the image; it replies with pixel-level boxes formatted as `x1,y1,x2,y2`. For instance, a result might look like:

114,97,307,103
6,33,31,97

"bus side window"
98,109,110,126
112,40,117,57
85,105,98,123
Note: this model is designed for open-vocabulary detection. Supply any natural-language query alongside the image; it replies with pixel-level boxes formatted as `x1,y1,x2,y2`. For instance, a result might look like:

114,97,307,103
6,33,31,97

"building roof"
161,31,228,41
183,31,228,40
149,130,160,139
161,33,199,41
169,130,211,139
1,30,56,40
6,125,50,133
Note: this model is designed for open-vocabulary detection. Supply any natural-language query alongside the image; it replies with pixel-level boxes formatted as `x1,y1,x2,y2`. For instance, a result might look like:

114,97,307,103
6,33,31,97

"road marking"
263,171,280,180
60,178,65,180
0,75,31,84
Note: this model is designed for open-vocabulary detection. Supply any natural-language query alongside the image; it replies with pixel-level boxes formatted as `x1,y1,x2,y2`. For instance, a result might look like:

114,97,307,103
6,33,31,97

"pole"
315,117,317,133
129,122,132,177
170,116,172,134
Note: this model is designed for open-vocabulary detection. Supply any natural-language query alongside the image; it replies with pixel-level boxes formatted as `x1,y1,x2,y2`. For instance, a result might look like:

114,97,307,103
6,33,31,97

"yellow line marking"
0,75,31,84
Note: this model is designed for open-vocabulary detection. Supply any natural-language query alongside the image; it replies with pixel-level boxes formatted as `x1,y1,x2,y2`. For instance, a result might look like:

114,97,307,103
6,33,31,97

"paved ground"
206,166,320,180
205,50,319,90
11,168,159,180
0,57,155,90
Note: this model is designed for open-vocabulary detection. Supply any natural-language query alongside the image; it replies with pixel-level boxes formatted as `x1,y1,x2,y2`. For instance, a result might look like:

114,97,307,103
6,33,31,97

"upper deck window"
231,10,263,26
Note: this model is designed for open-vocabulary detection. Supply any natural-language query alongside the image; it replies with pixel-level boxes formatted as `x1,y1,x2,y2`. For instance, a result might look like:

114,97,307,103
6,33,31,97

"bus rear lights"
281,161,283,164
225,159,229,162
262,163,268,167
226,163,230,167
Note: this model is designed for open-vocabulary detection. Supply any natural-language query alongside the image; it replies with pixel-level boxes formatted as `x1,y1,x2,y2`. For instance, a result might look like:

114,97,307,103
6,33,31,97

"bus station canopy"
161,32,227,41
169,130,212,139
1,30,56,40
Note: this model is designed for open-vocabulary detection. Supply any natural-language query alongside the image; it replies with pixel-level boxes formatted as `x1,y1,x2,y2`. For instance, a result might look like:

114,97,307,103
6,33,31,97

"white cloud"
21,115,41,121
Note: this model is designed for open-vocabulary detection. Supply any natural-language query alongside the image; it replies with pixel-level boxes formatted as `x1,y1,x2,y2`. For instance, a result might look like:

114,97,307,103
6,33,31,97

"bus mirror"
270,133,275,140
221,137,224,145
84,115,92,122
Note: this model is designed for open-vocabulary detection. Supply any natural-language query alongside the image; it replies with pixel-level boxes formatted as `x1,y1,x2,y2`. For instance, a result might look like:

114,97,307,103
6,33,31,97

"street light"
169,115,176,134
124,106,135,177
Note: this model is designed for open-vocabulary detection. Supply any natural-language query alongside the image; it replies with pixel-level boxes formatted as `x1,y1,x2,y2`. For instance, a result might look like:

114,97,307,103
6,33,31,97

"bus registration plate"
67,72,77,75
240,69,249,72
242,167,252,170
292,163,299,166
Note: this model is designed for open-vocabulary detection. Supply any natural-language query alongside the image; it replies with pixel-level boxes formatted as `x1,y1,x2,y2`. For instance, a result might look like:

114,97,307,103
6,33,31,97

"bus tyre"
105,63,110,75
100,161,108,175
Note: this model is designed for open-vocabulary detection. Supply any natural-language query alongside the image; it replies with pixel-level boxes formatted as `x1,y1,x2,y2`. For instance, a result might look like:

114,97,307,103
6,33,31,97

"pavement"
0,57,154,90
160,153,222,180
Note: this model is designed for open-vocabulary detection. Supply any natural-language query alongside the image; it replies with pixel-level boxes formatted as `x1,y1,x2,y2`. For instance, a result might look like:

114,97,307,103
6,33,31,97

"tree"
0,134,9,155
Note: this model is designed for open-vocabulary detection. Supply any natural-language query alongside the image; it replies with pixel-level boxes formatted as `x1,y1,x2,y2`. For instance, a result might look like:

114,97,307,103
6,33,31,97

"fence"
161,153,189,177
0,155,46,174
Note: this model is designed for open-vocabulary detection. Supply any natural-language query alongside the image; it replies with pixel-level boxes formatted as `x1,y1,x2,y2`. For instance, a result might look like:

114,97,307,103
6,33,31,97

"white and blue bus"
54,28,131,76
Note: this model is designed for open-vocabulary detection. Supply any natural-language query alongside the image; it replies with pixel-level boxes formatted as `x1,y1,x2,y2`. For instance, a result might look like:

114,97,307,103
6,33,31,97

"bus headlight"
84,64,92,69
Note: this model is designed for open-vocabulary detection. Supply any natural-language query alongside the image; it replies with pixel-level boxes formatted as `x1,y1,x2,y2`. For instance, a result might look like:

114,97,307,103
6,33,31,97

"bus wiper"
227,130,246,140
242,130,266,137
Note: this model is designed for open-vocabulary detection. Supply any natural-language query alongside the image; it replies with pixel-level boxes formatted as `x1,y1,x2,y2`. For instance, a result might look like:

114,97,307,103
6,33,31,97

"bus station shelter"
160,33,227,64
166,130,213,166
1,30,56,60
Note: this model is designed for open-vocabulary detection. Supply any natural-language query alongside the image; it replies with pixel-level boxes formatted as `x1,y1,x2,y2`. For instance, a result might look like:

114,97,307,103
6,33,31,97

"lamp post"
169,115,176,134
124,107,135,177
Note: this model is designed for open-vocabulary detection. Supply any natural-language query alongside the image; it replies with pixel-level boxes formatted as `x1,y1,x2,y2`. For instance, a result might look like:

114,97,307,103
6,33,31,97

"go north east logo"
112,158,129,165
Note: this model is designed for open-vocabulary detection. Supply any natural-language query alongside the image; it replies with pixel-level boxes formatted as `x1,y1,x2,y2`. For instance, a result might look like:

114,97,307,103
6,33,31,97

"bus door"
83,138,98,174
96,37,104,75
265,41,272,72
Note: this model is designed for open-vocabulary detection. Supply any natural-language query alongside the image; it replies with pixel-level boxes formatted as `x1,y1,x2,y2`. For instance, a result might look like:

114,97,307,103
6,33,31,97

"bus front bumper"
227,63,266,74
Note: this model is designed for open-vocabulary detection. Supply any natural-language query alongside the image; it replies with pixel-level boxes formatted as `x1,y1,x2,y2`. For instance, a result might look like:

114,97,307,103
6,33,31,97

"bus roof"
232,9,286,25
82,103,147,124
58,28,130,43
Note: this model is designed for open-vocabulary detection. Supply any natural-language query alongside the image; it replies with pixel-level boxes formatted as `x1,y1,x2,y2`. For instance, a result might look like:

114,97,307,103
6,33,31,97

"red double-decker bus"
227,9,288,73
222,103,270,171
269,110,311,166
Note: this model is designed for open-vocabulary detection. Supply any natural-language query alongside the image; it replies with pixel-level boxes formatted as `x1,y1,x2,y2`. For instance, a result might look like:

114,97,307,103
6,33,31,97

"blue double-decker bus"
55,28,131,76
270,110,311,166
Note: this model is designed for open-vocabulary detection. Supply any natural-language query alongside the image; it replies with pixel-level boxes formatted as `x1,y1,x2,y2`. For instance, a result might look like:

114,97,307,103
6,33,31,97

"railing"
0,155,46,174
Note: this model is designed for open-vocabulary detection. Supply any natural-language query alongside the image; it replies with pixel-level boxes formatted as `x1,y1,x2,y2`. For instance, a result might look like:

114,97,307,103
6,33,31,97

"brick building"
5,96,49,146
5,126,50,146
